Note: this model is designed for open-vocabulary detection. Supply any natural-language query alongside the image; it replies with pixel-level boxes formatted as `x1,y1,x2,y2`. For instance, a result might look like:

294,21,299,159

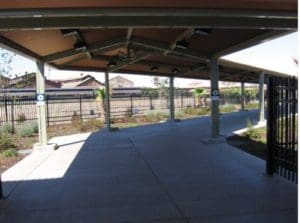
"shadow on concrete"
0,110,297,223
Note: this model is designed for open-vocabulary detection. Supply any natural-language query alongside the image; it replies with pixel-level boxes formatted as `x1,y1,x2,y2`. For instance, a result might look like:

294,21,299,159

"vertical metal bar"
181,93,183,109
241,81,245,111
0,175,3,199
149,95,153,110
79,95,83,122
280,77,284,176
104,71,111,130
259,72,265,123
284,78,288,178
210,58,220,138
291,78,298,181
169,76,175,120
11,100,14,134
130,95,133,116
46,96,50,127
267,76,275,175
4,95,8,122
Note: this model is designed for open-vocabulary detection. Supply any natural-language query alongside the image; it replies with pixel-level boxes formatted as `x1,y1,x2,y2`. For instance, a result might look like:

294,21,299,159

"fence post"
79,95,83,122
4,95,8,122
149,95,153,110
193,95,196,108
130,95,133,116
181,93,183,109
0,175,3,199
266,76,275,175
46,97,50,127
11,100,14,134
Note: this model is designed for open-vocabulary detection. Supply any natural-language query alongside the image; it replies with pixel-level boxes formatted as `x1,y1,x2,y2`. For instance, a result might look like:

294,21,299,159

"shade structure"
0,0,297,82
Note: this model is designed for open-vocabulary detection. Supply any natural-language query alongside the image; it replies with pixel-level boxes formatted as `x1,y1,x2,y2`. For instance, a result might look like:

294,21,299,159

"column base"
167,118,181,123
101,127,119,132
258,120,266,126
33,143,58,151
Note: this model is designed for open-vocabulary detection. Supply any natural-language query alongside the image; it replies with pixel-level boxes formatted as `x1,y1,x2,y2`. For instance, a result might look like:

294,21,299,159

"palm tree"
95,88,107,120
192,87,206,108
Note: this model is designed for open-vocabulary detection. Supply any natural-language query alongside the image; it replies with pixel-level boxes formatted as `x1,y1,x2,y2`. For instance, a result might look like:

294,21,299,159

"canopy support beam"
104,71,111,131
169,76,175,121
210,58,220,138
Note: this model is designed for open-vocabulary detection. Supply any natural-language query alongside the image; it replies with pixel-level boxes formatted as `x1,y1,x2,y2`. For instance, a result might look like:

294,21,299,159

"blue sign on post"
211,89,220,101
36,93,46,105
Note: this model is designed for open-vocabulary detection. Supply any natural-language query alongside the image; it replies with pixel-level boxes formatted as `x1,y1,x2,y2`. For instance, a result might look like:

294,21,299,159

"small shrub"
0,123,14,135
30,121,39,133
183,107,210,116
18,122,36,137
245,102,259,110
244,119,261,140
1,149,18,158
16,113,27,123
145,111,169,122
0,134,16,150
71,111,81,125
79,119,103,132
175,111,184,118
220,103,236,113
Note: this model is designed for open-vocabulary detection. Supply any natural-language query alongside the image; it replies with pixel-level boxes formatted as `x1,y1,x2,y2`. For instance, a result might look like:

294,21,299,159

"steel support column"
259,72,265,123
241,81,245,111
104,71,111,130
36,61,48,147
169,76,175,120
210,58,220,137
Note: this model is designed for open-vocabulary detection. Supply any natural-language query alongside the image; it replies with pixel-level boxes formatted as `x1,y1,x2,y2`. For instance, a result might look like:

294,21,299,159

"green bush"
30,121,39,133
18,122,36,137
175,110,185,118
244,119,262,140
183,107,210,116
220,103,237,113
0,134,16,150
245,102,259,110
0,123,14,135
17,113,27,123
145,111,169,122
1,148,18,158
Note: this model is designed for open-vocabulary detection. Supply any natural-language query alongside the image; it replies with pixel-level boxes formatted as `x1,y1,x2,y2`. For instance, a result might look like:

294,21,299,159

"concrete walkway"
0,110,297,223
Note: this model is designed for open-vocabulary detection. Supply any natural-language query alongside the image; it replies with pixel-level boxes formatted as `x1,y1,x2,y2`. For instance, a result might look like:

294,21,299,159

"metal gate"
267,76,298,182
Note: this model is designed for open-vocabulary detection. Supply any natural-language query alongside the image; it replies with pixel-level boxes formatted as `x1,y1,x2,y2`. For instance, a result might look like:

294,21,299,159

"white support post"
104,71,111,130
210,58,220,138
259,72,265,124
35,61,48,148
169,76,175,121
241,81,245,111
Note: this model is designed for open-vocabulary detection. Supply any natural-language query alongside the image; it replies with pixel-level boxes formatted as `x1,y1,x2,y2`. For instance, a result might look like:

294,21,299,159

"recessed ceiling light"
61,29,78,37
172,68,180,74
194,28,212,36
176,41,189,50
73,42,87,51
107,61,117,68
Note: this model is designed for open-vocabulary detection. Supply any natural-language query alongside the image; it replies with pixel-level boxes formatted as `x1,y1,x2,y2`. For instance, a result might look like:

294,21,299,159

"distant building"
0,75,10,87
54,74,104,89
187,80,241,89
109,76,134,89
8,73,61,89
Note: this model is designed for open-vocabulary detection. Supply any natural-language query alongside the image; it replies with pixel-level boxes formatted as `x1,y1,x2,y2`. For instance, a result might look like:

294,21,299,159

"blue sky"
5,31,298,87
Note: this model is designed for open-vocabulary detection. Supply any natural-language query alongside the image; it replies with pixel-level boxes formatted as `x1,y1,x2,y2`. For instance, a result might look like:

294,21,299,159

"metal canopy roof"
0,0,297,83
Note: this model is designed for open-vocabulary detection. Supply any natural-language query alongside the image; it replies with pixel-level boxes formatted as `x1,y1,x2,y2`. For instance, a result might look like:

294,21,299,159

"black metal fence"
267,76,298,183
0,90,259,132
